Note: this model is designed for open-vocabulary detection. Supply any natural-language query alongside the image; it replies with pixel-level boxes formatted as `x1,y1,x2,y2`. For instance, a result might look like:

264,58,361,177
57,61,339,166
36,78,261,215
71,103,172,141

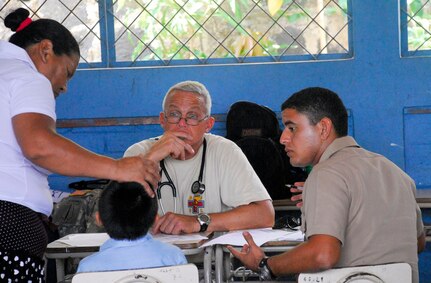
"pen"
285,184,303,190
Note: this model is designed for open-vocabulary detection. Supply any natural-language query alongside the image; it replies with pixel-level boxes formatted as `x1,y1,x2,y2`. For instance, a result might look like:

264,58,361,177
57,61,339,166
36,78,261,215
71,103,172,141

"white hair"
162,81,212,115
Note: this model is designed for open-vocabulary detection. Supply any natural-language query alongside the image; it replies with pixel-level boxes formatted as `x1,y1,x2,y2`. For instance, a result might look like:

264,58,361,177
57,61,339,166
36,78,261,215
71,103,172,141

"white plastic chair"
71,264,199,283
298,263,411,283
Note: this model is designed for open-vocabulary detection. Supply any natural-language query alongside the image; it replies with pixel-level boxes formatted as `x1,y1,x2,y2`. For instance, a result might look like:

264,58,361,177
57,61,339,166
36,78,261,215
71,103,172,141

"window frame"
80,0,354,69
399,0,431,57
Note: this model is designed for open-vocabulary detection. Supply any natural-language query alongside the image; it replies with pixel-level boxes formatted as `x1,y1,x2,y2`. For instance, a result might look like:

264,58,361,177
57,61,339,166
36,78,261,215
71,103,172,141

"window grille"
0,0,352,68
0,0,102,65
400,0,431,57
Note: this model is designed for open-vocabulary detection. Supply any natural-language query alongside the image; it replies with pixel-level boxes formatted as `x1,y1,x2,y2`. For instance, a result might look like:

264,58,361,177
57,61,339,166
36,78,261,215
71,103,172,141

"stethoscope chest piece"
191,181,205,194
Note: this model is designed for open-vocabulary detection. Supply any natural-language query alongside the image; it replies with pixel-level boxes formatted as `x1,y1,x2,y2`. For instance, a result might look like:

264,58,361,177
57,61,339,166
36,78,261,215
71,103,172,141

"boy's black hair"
4,8,80,57
99,181,158,240
281,87,348,137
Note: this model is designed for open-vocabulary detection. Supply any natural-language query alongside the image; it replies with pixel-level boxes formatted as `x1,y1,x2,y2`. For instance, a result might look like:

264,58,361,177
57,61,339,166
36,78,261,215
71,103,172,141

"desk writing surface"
416,189,431,202
414,189,431,209
273,189,431,208
201,228,304,247
154,232,213,249
46,231,213,254
272,198,297,207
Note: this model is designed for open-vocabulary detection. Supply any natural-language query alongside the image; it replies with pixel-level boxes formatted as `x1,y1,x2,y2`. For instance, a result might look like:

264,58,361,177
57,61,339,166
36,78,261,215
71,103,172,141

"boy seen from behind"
77,181,187,272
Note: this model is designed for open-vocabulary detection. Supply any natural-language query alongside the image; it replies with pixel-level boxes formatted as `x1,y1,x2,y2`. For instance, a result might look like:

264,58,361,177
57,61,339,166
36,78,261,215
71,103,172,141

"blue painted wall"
51,1,431,191
51,1,431,189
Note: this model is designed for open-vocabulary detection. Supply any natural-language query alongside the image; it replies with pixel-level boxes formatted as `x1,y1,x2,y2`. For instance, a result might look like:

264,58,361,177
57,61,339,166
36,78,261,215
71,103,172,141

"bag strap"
68,179,110,190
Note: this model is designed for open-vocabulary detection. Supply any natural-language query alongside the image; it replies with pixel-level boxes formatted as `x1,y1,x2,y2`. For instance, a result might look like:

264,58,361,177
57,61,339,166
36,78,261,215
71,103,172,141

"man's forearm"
268,235,341,277
208,200,274,232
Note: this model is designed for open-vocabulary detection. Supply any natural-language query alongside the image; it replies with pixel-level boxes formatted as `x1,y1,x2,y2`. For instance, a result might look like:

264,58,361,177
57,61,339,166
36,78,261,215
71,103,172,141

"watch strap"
199,222,208,232
258,257,275,280
197,213,210,232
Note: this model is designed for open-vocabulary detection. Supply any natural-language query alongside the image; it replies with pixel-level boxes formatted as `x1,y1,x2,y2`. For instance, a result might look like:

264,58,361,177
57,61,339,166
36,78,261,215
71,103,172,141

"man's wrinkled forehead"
165,90,206,111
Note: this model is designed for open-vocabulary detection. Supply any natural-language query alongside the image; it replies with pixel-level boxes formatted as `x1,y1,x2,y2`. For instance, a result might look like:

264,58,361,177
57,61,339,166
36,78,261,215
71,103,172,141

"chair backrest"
298,263,411,283
225,101,308,199
71,264,199,283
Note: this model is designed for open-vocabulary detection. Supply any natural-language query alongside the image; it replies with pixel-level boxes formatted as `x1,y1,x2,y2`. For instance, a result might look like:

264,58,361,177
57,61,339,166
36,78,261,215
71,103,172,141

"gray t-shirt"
125,133,271,215
302,136,423,283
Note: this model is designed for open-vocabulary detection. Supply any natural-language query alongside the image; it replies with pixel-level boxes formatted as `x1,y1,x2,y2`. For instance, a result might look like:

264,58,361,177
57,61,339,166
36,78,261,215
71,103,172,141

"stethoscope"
156,138,207,215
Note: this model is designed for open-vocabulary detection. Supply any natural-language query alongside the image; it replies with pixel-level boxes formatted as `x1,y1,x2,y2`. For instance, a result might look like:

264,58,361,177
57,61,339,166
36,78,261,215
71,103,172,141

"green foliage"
407,0,431,50
116,0,349,62
409,0,424,16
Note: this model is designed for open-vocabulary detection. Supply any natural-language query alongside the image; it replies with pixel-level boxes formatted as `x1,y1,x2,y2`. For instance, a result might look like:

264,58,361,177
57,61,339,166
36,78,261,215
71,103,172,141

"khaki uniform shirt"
302,136,423,283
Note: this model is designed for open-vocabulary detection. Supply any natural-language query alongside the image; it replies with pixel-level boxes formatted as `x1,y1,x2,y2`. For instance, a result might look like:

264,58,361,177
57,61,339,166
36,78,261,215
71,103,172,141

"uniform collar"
319,136,360,163
100,233,153,251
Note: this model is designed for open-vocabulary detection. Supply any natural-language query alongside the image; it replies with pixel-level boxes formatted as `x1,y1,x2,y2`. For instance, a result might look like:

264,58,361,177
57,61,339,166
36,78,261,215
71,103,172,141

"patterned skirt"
0,200,48,282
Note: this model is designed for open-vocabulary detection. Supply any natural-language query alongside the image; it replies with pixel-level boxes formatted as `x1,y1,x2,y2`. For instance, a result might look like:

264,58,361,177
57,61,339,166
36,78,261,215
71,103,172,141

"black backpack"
226,101,307,199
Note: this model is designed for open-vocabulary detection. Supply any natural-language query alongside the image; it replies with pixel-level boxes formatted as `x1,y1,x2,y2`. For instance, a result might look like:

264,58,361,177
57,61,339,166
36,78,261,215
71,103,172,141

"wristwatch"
197,213,211,232
258,257,275,280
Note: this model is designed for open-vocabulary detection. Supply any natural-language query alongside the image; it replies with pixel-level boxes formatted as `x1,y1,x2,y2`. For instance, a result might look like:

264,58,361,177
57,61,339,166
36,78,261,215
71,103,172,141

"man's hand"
227,231,266,271
152,212,200,235
290,181,305,207
145,132,195,162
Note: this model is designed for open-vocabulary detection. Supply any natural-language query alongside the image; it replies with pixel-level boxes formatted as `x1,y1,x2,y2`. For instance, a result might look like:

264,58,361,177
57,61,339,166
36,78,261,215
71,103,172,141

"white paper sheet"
56,233,110,247
55,232,209,247
152,233,208,244
201,228,304,247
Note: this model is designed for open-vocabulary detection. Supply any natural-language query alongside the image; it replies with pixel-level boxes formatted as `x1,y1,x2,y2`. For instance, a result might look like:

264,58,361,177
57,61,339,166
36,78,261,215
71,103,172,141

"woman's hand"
113,156,160,197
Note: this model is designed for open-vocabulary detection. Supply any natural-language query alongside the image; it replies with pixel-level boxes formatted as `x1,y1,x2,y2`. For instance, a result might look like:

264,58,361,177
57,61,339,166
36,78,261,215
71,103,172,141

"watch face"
199,214,210,223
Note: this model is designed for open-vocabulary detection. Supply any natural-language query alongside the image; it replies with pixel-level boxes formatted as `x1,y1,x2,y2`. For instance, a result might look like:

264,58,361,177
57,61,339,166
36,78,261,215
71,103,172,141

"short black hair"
281,87,348,137
99,181,158,240
4,8,80,57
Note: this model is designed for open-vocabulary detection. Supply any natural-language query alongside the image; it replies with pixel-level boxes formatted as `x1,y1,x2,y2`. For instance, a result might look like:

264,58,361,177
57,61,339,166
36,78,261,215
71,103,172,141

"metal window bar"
179,2,233,64
0,0,352,67
110,0,352,66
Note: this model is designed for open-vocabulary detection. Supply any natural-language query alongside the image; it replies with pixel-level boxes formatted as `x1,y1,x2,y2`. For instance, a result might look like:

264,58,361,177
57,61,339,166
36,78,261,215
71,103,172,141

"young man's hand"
227,231,266,271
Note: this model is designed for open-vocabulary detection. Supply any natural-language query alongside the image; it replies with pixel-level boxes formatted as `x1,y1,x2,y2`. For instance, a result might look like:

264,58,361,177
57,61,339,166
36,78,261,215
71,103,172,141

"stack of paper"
56,233,109,247
201,228,304,247
153,233,209,245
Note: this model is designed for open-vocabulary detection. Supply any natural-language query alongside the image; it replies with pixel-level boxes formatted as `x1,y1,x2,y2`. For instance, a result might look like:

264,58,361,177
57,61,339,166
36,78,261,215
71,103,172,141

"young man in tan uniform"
229,87,425,283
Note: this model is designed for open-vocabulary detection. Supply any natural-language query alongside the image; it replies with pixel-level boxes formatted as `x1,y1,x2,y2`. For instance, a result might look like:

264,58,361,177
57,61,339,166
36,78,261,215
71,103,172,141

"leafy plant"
115,0,349,62
407,0,431,50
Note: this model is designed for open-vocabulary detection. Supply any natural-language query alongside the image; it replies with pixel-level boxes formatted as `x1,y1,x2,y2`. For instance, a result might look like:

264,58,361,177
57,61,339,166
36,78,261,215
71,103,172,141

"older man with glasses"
124,81,274,235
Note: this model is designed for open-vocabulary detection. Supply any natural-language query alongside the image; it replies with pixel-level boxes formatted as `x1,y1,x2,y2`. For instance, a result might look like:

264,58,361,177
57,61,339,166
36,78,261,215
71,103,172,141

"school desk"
45,232,213,283
273,188,431,211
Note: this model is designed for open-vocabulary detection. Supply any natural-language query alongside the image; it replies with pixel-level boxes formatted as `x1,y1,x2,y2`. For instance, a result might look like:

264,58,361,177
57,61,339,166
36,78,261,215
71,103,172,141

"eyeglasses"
164,111,209,126
273,215,302,231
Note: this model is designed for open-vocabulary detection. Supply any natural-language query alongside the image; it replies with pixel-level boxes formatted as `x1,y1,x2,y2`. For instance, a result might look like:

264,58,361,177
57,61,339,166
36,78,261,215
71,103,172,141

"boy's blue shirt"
77,233,187,272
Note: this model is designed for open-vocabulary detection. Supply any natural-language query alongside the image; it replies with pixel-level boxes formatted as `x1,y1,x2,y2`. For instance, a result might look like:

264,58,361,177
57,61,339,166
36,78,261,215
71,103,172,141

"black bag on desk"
226,101,307,199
